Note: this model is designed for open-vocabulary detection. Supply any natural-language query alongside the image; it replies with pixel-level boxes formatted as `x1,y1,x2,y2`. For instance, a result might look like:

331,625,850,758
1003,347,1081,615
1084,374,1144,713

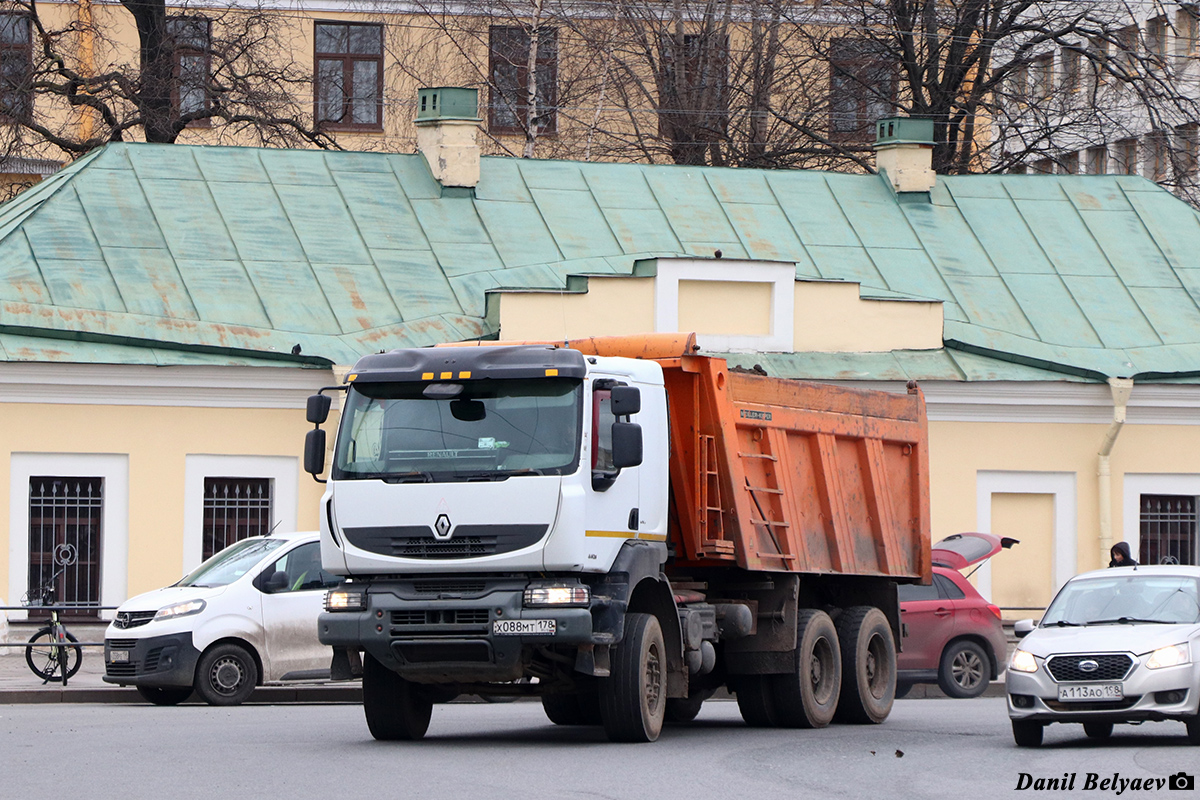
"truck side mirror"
611,422,643,469
307,394,332,425
610,386,641,416
304,429,327,476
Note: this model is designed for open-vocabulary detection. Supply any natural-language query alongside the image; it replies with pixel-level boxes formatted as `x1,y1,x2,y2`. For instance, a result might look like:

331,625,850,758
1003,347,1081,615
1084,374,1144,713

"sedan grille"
1046,654,1134,682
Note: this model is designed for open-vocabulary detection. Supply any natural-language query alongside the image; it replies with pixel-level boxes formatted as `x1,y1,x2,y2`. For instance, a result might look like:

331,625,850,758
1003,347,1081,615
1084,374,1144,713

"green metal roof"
2,142,1200,379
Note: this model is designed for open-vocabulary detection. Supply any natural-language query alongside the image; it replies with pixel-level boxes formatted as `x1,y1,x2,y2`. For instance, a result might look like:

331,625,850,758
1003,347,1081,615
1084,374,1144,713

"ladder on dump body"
739,430,796,566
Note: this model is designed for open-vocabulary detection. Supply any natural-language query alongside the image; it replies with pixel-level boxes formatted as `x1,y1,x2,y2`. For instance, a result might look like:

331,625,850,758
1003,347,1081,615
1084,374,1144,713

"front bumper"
1007,656,1200,724
319,578,618,683
101,631,202,688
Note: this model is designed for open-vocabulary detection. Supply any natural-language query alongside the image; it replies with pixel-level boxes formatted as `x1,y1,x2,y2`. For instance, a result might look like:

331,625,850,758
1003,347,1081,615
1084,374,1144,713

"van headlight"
154,599,206,621
1010,649,1039,673
1146,643,1190,669
325,589,367,612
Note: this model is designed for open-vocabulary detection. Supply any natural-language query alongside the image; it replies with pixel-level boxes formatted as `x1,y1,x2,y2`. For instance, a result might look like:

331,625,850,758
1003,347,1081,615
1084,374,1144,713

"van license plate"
494,619,555,636
1058,683,1122,701
109,650,130,663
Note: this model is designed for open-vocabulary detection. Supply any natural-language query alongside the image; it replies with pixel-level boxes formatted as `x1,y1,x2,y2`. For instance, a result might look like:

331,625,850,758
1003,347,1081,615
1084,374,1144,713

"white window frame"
183,455,299,573
1121,473,1200,564
7,453,129,621
974,470,1077,604
652,258,795,352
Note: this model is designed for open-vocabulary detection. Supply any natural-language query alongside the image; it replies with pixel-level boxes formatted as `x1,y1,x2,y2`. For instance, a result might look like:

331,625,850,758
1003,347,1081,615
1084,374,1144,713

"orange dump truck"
307,333,931,742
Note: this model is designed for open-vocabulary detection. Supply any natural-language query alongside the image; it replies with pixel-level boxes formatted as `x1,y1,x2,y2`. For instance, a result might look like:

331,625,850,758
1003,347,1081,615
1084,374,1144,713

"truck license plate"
493,619,556,636
109,650,130,663
1057,683,1122,701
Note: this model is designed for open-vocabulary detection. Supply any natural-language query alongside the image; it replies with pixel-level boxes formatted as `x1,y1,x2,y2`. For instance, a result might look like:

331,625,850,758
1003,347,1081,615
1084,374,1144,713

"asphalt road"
3,698,1196,799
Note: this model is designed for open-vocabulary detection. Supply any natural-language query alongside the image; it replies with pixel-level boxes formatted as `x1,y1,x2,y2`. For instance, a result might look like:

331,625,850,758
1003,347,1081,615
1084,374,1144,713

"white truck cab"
103,531,341,705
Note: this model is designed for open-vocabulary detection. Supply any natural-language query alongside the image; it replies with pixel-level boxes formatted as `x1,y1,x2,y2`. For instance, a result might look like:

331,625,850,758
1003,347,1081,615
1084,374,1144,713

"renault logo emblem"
434,514,452,541
1079,659,1099,673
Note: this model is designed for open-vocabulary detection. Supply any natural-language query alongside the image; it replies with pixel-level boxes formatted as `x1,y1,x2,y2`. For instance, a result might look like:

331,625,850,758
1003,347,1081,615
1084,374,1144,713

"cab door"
585,377,641,542
256,542,340,681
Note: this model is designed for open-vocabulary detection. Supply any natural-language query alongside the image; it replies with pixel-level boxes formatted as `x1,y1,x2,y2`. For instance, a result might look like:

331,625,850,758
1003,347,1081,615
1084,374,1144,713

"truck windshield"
333,378,582,481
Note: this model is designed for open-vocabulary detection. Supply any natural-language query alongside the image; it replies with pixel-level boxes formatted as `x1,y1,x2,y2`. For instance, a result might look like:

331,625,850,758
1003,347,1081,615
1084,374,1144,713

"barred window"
1140,495,1197,566
203,477,273,560
28,477,102,615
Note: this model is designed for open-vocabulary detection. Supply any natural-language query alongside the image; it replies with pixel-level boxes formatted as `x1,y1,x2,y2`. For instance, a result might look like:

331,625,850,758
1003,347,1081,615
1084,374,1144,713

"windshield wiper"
1086,617,1171,625
1048,620,1083,627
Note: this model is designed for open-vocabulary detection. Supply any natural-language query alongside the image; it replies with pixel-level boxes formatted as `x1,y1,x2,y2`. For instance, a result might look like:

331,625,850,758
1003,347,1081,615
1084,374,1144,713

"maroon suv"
896,532,1016,698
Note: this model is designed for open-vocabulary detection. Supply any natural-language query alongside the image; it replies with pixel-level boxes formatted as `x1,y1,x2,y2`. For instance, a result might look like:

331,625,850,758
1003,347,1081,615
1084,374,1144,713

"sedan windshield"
177,538,286,588
333,378,582,482
1041,575,1200,626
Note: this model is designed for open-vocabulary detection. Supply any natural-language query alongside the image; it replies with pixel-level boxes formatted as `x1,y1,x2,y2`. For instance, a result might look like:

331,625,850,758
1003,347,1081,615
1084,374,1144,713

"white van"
103,531,341,705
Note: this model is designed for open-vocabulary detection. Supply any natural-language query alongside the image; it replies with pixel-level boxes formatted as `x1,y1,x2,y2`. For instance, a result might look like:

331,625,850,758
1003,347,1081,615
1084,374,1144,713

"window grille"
203,477,273,560
1139,494,1197,566
28,477,103,614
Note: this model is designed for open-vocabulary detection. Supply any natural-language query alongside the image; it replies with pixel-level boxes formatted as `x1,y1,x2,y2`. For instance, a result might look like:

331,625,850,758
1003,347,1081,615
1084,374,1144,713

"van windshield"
333,378,582,482
178,538,286,588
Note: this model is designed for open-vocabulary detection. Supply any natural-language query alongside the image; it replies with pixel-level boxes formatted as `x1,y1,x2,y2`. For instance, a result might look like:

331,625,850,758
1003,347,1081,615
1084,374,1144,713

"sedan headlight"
154,599,206,621
1010,649,1039,673
524,583,590,607
1146,643,1190,670
325,589,367,612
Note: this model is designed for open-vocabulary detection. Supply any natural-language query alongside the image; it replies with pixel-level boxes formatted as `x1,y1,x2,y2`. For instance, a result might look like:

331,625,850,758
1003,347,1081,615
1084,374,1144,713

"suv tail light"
986,604,1002,620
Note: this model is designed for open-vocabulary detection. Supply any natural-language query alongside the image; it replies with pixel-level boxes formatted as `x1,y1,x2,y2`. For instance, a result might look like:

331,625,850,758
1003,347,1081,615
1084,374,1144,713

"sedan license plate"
493,619,556,636
109,650,130,663
1057,683,1123,702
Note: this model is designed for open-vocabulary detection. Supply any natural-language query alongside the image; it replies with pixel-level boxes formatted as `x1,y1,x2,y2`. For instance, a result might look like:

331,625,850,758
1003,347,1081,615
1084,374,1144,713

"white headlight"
1146,643,1189,670
154,599,206,621
1010,649,1038,673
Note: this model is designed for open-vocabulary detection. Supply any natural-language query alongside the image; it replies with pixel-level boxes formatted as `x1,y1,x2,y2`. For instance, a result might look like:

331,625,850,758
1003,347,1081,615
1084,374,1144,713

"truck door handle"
627,508,639,531
934,608,951,617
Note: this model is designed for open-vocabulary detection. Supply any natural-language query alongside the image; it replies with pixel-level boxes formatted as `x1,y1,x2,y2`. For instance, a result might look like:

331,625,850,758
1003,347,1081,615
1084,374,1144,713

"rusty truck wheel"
773,609,841,728
362,653,432,741
599,613,667,742
834,606,896,724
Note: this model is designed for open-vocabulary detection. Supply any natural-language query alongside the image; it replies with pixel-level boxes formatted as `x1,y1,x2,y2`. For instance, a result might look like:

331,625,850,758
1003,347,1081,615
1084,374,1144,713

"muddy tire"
194,643,257,706
735,676,778,727
773,609,841,728
834,606,896,724
362,653,433,741
599,613,667,743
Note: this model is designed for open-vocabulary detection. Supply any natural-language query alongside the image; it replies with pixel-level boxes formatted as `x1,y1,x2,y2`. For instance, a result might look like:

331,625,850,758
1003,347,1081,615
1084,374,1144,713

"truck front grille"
413,580,487,595
1046,654,1134,683
344,524,548,560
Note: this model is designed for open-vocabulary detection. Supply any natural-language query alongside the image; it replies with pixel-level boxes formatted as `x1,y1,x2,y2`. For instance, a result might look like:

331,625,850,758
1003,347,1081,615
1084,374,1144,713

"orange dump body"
659,355,929,583
451,333,930,583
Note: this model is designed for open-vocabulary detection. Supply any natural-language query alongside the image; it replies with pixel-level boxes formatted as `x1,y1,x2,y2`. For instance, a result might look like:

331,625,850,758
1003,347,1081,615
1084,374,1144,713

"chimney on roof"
874,117,936,194
415,87,481,189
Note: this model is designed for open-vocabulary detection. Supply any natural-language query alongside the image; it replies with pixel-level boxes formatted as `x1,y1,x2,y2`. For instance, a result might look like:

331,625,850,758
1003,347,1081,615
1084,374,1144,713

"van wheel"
599,613,667,742
735,676,778,727
938,640,990,699
194,643,257,706
137,685,193,705
772,609,841,728
834,606,896,724
1012,719,1044,747
362,653,433,741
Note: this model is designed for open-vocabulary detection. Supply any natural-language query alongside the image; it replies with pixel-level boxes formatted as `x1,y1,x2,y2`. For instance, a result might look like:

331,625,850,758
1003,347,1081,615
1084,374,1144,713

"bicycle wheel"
25,628,82,682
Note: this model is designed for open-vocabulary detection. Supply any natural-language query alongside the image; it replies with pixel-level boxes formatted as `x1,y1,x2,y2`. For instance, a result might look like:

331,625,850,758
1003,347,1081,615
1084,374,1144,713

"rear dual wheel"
773,609,842,728
835,606,896,724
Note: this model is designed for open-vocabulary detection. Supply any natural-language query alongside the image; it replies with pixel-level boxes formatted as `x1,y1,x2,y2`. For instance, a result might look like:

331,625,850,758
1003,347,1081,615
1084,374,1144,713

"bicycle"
21,544,83,684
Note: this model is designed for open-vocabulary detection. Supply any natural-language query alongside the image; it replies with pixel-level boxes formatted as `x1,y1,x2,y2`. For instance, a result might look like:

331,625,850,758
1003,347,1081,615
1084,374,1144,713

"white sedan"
1006,565,1200,746
102,531,341,705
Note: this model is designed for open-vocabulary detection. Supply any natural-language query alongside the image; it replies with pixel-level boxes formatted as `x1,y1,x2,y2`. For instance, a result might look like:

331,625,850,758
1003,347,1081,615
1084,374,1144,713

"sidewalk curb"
0,685,364,705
